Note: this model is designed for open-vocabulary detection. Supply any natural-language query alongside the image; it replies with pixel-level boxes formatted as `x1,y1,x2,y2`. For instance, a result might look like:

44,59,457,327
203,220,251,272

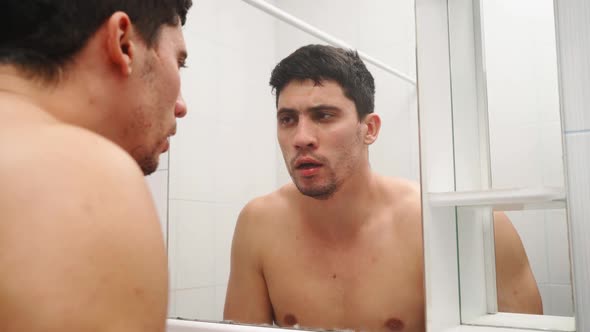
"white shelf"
462,312,575,332
428,186,566,210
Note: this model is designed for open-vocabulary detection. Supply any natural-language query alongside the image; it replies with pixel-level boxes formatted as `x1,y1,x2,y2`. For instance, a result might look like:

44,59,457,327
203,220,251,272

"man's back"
0,96,168,331
225,175,425,332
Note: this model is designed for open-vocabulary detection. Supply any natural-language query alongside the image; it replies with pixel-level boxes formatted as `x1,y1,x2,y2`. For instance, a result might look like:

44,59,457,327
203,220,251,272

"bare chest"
263,228,425,332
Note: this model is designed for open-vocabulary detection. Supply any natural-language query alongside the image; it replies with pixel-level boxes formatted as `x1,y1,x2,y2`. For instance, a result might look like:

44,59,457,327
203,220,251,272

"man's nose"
175,94,187,118
293,119,317,150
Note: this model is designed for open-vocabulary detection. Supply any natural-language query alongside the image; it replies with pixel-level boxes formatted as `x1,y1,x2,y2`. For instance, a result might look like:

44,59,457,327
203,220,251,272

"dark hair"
269,44,375,120
0,0,192,82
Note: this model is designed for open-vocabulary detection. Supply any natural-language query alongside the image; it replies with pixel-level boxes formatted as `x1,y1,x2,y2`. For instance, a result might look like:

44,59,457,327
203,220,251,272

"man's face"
277,79,366,200
122,23,188,175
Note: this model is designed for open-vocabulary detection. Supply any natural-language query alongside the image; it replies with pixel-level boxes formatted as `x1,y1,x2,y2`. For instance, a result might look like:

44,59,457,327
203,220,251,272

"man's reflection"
494,211,543,314
223,44,541,332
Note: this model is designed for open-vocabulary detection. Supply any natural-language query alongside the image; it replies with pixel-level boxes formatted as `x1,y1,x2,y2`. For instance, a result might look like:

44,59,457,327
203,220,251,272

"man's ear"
363,113,381,145
105,12,135,76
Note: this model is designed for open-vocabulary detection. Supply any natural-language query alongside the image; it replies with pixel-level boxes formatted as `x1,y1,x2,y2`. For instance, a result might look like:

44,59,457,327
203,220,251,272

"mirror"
161,0,419,330
447,0,574,326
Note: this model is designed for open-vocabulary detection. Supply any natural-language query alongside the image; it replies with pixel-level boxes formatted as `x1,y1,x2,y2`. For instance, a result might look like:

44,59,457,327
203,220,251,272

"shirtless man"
0,1,191,331
224,45,541,331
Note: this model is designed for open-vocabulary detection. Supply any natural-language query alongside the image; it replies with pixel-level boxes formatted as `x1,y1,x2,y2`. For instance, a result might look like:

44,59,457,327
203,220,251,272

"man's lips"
294,158,323,177
294,157,323,169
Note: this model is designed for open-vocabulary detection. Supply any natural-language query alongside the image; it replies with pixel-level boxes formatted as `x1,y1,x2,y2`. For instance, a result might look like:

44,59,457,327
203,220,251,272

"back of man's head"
269,44,375,120
0,0,192,83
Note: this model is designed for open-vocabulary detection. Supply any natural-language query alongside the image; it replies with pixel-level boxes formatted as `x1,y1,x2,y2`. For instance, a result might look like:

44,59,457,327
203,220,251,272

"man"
224,44,542,332
0,1,191,331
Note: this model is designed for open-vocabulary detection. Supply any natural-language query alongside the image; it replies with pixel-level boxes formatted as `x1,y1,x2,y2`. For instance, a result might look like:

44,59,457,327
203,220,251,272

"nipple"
384,318,405,331
284,313,298,326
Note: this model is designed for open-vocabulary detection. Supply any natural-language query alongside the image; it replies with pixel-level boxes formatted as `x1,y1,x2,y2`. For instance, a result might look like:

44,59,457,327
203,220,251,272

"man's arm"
0,127,168,331
494,211,543,314
224,199,274,324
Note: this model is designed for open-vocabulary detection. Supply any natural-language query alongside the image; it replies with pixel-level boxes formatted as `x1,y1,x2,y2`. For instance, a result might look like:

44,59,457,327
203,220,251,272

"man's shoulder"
378,175,421,202
0,122,167,330
0,121,154,229
375,175,422,226
2,121,142,182
239,183,297,221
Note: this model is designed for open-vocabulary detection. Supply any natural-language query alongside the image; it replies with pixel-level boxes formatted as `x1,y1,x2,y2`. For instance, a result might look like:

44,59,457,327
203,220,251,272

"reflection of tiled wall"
483,0,573,316
146,152,169,243
166,0,279,321
145,0,419,322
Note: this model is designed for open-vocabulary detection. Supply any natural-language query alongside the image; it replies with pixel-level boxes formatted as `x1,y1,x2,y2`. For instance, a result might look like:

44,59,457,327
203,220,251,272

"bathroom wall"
144,0,419,322
482,0,572,316
166,0,278,320
146,152,170,244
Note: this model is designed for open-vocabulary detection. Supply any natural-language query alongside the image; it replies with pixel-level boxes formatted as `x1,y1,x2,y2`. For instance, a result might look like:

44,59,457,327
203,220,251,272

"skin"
0,12,188,332
494,212,543,314
224,79,542,331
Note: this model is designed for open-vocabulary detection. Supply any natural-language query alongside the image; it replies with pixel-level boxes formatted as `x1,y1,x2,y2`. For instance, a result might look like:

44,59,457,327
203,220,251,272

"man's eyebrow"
309,105,341,112
277,107,297,115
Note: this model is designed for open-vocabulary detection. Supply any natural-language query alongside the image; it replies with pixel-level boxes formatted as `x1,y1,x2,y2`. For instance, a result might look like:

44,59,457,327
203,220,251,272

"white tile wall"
214,284,229,321
168,290,177,318
171,6,278,203
369,66,419,181
169,200,217,290
489,123,544,189
357,0,416,77
159,152,169,171
541,122,566,188
168,0,280,319
174,287,218,321
213,205,241,284
483,0,559,128
547,284,574,317
145,169,169,244
539,284,575,317
274,0,360,58
545,210,572,285
537,284,551,314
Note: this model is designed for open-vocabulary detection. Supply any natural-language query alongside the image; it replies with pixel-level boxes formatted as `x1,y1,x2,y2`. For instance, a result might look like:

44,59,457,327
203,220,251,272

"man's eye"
318,113,333,120
178,60,188,69
279,116,295,125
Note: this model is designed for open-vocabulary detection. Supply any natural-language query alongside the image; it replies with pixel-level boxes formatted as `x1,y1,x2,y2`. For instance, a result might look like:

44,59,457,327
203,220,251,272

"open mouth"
294,158,324,177
296,162,322,170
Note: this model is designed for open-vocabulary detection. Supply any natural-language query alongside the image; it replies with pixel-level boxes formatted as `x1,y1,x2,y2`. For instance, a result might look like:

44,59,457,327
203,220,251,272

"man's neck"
0,66,100,128
296,166,382,239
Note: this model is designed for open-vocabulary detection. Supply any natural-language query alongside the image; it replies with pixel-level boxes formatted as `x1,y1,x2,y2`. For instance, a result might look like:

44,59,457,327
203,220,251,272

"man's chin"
296,183,337,201
138,155,159,176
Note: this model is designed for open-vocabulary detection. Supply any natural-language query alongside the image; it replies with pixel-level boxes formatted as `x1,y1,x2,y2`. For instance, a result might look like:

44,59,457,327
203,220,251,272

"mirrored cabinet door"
417,0,590,331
